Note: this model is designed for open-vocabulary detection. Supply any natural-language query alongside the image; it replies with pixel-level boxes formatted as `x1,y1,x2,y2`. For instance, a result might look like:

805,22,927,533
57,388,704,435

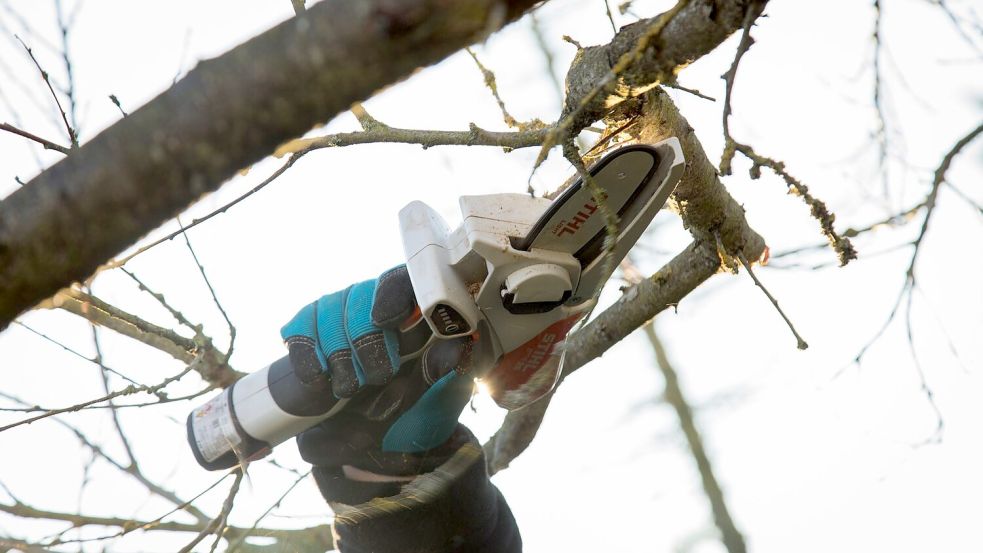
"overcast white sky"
1,0,982,551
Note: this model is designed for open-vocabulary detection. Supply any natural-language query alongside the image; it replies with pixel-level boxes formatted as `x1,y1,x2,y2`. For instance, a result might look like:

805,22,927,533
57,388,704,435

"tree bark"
0,0,541,329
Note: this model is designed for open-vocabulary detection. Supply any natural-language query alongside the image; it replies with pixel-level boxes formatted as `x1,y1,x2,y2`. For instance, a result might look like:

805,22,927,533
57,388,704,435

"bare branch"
554,0,768,159
120,268,200,331
603,0,618,34
108,153,307,269
537,0,693,168
719,3,856,266
89,320,140,465
0,363,195,433
177,219,237,362
178,470,243,553
49,288,243,387
11,321,138,384
736,251,808,350
54,0,79,140
0,0,544,329
0,122,70,154
871,0,890,195
14,34,77,149
225,471,313,553
645,324,746,553
907,121,983,274
0,473,232,546
0,390,210,524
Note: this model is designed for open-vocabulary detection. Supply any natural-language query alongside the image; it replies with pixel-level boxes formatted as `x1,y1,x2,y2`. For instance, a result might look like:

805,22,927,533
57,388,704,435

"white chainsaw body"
399,138,686,372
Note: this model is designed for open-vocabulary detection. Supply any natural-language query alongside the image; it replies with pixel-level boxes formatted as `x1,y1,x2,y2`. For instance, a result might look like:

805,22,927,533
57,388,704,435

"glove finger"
346,279,399,387
314,290,360,398
381,370,474,453
281,302,324,366
371,265,417,329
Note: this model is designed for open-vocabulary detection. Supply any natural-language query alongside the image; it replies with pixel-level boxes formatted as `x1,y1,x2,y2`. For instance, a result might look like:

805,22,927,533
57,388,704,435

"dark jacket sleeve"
322,441,521,553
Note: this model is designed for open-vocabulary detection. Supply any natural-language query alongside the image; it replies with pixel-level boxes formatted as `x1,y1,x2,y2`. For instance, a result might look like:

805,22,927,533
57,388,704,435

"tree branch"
645,324,746,553
46,288,243,387
0,0,543,329
0,122,70,154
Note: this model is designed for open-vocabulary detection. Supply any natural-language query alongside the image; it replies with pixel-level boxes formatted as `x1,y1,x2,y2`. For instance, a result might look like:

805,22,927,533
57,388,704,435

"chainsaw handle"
399,201,480,339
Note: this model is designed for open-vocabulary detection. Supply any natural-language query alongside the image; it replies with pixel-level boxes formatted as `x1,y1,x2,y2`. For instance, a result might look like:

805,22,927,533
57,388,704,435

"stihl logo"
515,333,556,373
553,195,605,237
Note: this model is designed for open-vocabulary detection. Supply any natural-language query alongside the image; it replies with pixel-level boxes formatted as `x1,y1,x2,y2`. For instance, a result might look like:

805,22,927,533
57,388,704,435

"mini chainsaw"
187,138,685,470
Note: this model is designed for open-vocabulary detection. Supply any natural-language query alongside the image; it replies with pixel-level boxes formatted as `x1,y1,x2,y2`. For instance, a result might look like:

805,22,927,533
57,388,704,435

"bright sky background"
1,0,981,552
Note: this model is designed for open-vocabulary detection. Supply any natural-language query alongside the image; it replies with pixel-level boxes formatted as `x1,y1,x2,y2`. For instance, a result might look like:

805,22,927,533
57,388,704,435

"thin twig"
663,80,716,102
290,0,306,15
719,3,856,266
105,151,308,268
0,473,232,547
0,122,70,154
466,48,548,132
120,269,199,332
11,321,138,384
603,0,618,34
0,364,196,433
932,0,983,54
0,387,214,413
54,0,79,142
225,470,312,553
562,140,621,297
0,391,210,524
904,291,944,445
108,123,551,268
176,218,237,362
108,94,128,117
89,318,139,464
736,251,808,350
906,121,983,273
178,470,243,553
872,0,891,199
14,34,77,148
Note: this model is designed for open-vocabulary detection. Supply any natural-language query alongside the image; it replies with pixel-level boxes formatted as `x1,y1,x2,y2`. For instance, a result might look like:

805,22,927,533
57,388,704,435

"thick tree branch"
559,0,769,136
0,0,543,329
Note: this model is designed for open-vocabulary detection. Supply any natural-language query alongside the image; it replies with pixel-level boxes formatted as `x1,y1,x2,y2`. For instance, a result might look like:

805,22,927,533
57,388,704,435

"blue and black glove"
284,266,522,553
281,265,475,454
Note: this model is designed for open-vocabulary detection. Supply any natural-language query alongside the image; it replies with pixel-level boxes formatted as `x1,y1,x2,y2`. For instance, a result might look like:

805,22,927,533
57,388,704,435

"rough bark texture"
0,0,541,329
627,89,764,256
563,0,766,130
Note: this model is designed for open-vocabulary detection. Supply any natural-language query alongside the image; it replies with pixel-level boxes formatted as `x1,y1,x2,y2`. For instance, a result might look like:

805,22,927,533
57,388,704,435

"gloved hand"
283,267,525,552
281,265,475,455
